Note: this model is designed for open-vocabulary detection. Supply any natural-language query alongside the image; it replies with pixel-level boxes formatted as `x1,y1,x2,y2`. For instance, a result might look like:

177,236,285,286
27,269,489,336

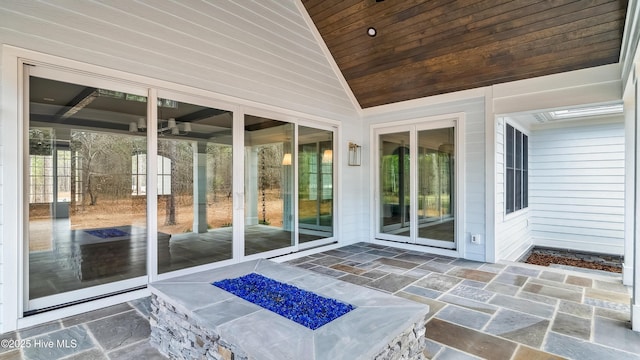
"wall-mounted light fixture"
282,153,292,166
348,142,361,166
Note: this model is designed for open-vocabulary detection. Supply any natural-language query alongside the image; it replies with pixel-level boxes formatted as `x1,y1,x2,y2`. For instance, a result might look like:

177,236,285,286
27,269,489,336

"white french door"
374,118,460,249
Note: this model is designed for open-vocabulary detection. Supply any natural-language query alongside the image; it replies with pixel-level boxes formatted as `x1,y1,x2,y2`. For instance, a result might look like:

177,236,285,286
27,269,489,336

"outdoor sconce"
282,153,292,166
348,142,361,166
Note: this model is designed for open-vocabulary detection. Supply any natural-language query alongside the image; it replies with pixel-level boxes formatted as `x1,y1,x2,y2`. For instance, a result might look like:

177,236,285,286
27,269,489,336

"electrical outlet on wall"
471,234,482,244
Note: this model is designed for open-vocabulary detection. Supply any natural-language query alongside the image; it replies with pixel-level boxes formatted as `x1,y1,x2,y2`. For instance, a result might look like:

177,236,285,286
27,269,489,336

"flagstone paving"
3,242,638,359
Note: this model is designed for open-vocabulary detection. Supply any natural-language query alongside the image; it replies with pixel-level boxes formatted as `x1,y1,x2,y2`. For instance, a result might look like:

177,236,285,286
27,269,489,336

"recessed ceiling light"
43,97,55,102
548,104,623,119
367,27,377,37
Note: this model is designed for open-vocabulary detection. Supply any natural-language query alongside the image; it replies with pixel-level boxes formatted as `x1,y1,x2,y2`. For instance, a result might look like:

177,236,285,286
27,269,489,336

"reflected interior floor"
28,222,328,301
393,220,454,241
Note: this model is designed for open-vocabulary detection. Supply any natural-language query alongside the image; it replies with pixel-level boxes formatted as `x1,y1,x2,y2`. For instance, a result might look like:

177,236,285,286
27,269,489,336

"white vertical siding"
495,118,533,261
0,0,357,121
530,120,625,255
364,98,486,261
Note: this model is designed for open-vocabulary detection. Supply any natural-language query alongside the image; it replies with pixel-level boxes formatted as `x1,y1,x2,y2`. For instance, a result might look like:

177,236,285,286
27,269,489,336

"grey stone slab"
435,305,491,330
375,264,410,275
517,291,559,306
323,249,353,258
434,347,482,359
558,300,594,318
255,260,314,282
404,285,443,299
539,271,566,282
415,273,463,292
450,259,484,269
593,316,640,354
505,265,540,277
365,249,398,257
375,257,419,269
296,262,317,270
485,282,519,296
423,339,444,359
310,255,345,267
366,273,417,293
528,278,585,294
63,348,108,360
195,299,261,327
566,275,593,288
494,273,528,287
484,309,549,348
86,311,150,351
285,256,316,265
584,297,631,312
309,266,347,278
19,321,62,339
552,312,591,340
439,294,499,315
353,261,382,270
522,283,582,302
432,256,456,264
315,305,427,360
129,297,152,318
218,309,315,360
313,278,414,308
0,350,21,360
489,294,555,318
403,267,432,279
345,252,382,263
460,279,486,288
106,341,167,360
0,332,18,354
478,263,506,273
449,285,494,302
360,269,389,279
337,274,372,286
593,280,630,294
22,326,94,360
394,253,436,263
594,307,629,322
151,283,233,312
419,261,455,274
545,332,640,360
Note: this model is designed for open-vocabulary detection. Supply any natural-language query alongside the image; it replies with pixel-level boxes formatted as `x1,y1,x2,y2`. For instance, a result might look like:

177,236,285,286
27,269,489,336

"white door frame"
372,113,465,251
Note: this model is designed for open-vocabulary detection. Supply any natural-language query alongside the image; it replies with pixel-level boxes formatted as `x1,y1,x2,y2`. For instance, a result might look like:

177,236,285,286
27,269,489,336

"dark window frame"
505,123,528,215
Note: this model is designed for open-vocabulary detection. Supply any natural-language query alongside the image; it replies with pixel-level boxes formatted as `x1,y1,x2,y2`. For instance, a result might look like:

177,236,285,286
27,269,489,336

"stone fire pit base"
149,259,429,360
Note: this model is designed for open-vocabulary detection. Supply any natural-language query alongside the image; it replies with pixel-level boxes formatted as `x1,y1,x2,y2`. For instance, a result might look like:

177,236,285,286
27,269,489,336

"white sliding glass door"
22,64,338,315
375,119,459,249
25,66,149,312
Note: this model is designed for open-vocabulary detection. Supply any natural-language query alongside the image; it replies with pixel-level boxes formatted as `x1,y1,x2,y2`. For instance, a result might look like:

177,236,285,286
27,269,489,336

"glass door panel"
153,98,233,274
244,115,295,256
379,132,411,239
298,126,333,243
27,75,148,310
416,127,455,247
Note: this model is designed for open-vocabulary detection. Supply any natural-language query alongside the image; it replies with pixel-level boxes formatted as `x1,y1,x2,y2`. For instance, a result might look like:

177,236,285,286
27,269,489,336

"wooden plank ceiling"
301,0,628,108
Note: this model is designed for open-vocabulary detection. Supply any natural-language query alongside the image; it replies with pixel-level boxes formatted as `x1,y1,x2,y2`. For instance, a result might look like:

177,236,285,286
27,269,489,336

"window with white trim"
505,123,528,214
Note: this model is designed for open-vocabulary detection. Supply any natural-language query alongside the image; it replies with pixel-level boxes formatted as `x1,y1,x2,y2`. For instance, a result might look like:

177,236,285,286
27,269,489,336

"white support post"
633,73,640,332
245,147,258,226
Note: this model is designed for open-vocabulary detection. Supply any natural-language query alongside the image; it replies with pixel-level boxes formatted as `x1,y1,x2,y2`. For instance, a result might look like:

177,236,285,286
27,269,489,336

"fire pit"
150,259,429,360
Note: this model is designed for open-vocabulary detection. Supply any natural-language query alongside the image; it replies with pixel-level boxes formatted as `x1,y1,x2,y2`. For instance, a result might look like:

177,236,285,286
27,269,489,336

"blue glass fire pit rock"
213,273,354,330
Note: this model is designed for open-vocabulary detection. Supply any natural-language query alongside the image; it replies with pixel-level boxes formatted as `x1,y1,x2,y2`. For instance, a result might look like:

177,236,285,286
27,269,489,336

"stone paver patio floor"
2,242,638,359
